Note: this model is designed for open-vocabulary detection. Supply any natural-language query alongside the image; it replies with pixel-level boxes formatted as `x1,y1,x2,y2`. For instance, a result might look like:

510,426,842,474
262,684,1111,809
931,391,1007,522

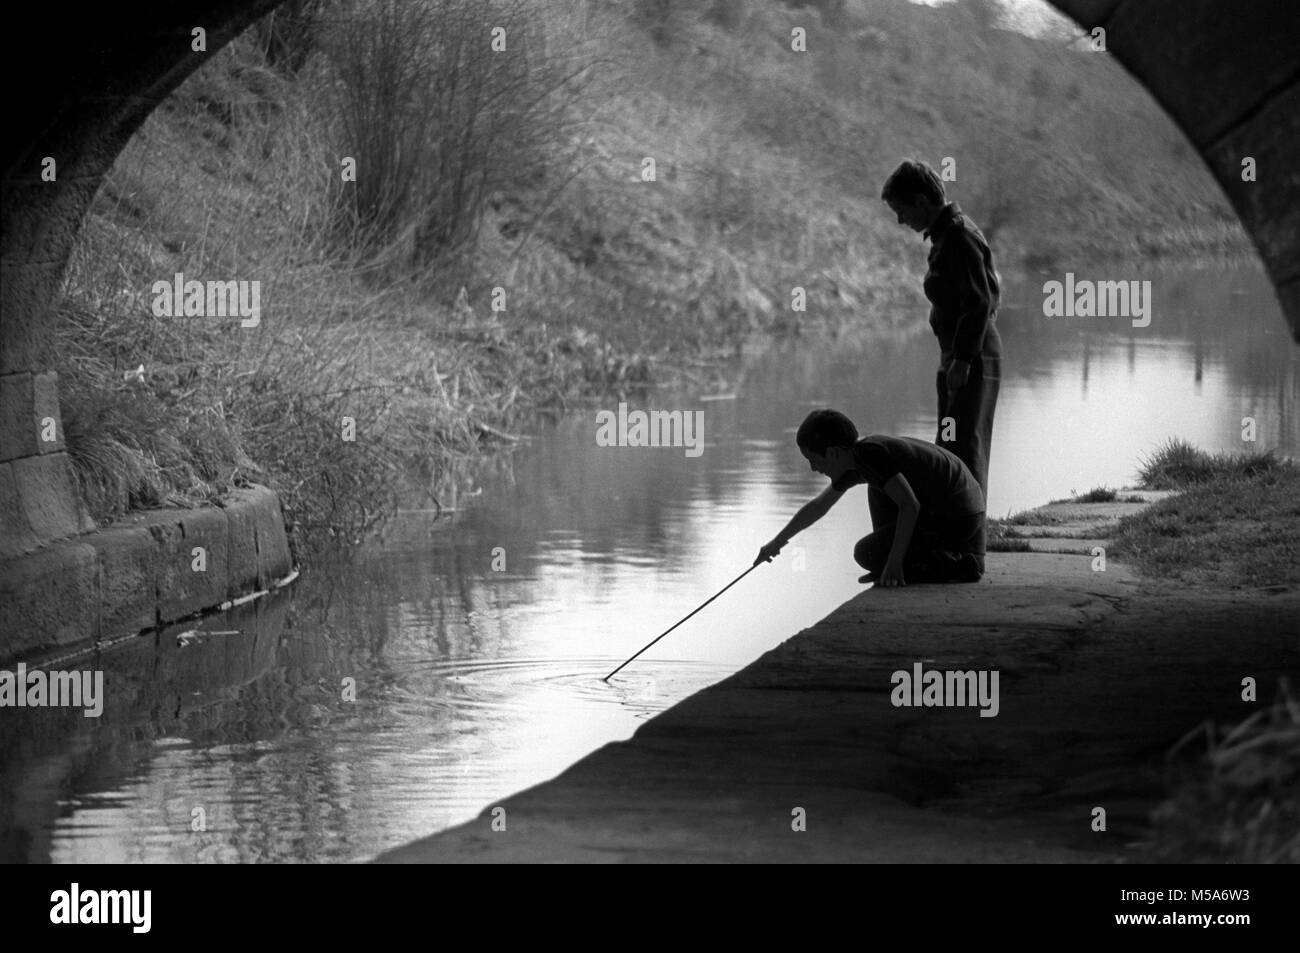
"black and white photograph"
1,0,1297,919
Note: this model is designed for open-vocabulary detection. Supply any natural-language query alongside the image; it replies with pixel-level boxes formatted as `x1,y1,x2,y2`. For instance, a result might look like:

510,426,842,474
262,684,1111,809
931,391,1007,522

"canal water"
1,262,1295,862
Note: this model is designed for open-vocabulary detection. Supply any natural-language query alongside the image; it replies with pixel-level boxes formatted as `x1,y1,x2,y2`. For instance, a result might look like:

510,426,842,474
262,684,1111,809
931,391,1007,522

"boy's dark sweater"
922,202,1001,364
830,435,985,516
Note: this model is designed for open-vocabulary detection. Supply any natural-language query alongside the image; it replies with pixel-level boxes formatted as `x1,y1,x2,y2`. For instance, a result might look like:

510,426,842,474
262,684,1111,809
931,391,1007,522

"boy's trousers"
862,491,985,583
935,324,1001,504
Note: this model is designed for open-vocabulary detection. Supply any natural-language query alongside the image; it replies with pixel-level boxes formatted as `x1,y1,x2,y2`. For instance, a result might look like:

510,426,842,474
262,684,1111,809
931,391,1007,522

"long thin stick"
603,563,761,681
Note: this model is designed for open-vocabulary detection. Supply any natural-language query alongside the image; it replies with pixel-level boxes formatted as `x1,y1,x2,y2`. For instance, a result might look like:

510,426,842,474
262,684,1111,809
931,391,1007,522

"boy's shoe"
858,571,877,584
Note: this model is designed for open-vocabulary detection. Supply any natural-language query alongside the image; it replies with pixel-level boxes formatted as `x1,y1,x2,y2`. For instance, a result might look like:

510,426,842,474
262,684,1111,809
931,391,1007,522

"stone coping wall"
0,485,292,665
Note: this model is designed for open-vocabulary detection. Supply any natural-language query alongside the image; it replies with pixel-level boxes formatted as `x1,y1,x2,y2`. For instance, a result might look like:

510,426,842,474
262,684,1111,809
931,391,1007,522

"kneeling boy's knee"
854,533,887,571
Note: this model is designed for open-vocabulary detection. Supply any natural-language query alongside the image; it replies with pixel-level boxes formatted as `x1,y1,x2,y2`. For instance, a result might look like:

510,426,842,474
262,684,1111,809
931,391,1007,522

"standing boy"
881,159,1001,504
754,409,985,587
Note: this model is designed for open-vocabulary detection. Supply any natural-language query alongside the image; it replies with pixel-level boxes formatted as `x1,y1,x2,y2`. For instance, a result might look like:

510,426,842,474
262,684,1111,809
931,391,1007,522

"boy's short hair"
881,159,946,206
797,409,859,455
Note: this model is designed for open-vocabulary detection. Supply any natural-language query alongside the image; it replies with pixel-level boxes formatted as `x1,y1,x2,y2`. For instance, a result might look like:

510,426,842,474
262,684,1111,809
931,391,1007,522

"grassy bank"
1109,439,1299,588
55,0,1253,559
1106,440,1297,863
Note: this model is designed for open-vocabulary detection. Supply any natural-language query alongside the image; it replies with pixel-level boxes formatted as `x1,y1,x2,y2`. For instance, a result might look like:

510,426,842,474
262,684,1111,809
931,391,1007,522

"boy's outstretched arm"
754,484,845,565
878,473,921,587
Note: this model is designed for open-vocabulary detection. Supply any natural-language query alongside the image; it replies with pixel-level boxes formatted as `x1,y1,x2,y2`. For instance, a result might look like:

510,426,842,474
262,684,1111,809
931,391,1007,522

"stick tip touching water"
601,562,759,681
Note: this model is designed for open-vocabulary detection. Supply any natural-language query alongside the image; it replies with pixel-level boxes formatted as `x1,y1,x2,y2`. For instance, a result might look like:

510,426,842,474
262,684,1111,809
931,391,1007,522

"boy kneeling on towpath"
754,409,986,587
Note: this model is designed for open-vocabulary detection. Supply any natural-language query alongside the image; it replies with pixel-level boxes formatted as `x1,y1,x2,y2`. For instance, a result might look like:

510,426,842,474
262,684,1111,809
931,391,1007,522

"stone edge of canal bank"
374,488,1300,863
0,484,293,666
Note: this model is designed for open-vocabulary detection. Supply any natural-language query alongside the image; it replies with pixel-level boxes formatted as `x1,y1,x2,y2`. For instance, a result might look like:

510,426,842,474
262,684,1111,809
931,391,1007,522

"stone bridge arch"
1051,0,1299,329
1,0,1297,563
2,2,281,556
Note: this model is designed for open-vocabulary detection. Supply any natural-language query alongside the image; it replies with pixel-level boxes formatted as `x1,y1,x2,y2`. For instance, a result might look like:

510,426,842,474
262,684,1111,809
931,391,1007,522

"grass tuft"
1137,437,1284,490
1073,486,1118,503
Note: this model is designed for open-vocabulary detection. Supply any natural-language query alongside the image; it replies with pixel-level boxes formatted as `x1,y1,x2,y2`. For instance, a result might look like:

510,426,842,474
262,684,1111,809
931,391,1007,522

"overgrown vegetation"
1145,681,1300,863
322,0,592,270
57,0,664,560
56,0,1252,559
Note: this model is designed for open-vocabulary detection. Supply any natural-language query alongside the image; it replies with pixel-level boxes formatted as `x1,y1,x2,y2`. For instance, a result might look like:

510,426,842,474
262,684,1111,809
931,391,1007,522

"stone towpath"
377,492,1300,862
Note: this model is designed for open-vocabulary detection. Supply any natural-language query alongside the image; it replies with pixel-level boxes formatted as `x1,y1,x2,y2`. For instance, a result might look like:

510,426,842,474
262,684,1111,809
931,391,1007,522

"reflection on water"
986,262,1297,513
1,262,1295,862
